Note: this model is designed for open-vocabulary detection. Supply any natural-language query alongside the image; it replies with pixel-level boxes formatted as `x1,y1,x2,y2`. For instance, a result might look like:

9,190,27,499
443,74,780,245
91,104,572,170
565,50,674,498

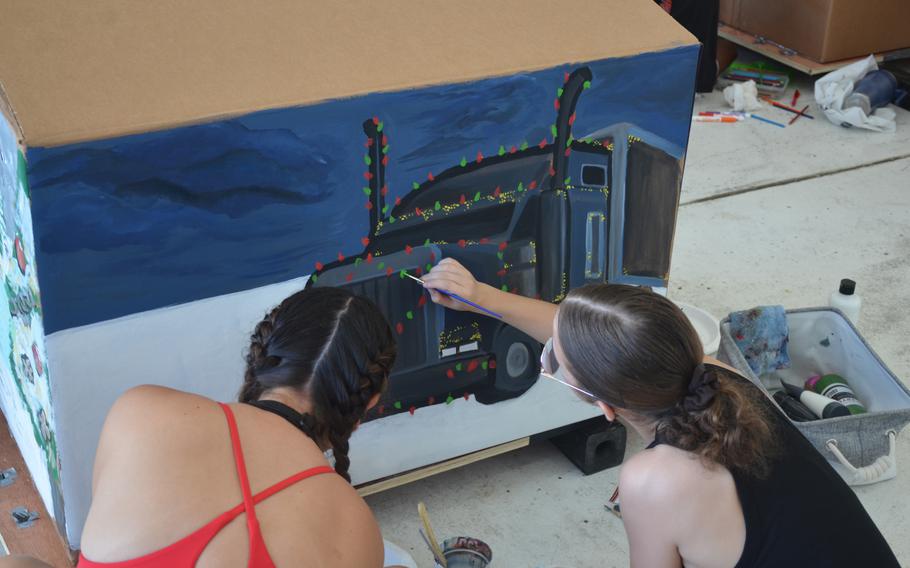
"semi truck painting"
310,67,684,419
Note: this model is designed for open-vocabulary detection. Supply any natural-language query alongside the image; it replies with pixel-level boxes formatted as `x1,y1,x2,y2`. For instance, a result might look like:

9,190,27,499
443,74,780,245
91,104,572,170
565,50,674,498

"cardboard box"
720,0,910,62
1,0,699,546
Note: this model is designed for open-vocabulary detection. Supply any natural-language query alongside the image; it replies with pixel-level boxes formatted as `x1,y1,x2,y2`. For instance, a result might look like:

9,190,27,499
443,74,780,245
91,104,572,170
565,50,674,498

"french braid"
318,346,396,481
237,288,397,483
239,306,280,403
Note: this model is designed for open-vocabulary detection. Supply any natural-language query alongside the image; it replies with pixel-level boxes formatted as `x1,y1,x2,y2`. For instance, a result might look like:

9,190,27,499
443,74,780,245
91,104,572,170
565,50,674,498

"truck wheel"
505,342,531,380
474,325,540,404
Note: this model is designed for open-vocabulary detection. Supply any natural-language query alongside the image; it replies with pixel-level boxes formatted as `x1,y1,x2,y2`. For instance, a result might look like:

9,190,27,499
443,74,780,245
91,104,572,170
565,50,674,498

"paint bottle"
782,382,850,419
806,374,866,415
829,278,862,324
772,391,818,422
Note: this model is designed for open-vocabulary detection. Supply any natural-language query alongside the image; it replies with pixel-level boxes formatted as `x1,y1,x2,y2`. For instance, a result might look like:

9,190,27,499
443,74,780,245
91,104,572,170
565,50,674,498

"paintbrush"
403,272,503,319
788,105,810,125
419,530,448,567
760,96,815,119
749,114,787,128
418,502,447,567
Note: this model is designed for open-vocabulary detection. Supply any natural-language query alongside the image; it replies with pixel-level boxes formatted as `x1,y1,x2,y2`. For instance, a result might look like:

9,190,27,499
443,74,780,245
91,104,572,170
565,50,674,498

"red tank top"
78,403,335,567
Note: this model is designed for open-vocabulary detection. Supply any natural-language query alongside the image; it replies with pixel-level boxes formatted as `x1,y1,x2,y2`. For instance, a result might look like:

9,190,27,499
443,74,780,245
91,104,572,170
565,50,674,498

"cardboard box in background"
720,0,910,62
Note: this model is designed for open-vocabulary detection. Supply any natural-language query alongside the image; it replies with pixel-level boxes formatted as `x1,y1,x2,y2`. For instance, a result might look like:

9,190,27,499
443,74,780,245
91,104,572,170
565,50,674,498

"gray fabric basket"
718,307,910,484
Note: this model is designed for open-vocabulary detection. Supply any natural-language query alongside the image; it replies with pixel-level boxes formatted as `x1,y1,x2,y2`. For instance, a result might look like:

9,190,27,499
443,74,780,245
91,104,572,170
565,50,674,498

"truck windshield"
394,151,551,213
376,202,517,251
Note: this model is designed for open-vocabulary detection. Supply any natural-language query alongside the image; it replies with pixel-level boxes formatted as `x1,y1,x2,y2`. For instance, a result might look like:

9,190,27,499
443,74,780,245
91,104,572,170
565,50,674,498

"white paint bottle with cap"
829,278,862,324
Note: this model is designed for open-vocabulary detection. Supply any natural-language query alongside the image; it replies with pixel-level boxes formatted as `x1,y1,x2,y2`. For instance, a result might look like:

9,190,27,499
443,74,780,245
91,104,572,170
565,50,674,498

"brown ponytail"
239,287,396,482
657,366,776,477
557,284,776,476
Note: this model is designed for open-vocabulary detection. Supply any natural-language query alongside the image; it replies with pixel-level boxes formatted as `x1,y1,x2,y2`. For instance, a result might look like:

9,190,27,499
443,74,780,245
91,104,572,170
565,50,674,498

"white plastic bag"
814,55,897,132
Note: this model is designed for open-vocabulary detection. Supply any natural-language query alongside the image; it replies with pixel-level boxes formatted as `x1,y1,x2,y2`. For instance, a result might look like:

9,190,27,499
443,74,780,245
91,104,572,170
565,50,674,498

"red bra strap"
218,403,261,536
214,465,337,527
253,465,336,503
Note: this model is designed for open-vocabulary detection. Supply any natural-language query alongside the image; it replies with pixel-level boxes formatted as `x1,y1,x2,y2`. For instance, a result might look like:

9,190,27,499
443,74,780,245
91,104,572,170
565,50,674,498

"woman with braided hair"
76,287,414,568
422,259,898,568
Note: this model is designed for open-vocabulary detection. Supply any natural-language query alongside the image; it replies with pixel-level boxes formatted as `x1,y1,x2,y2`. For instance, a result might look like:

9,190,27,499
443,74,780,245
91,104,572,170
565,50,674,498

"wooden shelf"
719,23,910,76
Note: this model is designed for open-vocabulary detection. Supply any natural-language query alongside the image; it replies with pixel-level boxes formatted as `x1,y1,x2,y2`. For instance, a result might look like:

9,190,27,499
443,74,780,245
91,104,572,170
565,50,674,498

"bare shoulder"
96,385,221,465
105,385,214,431
332,483,384,565
618,447,705,566
620,444,706,504
619,444,734,529
620,444,744,565
110,384,209,415
270,472,384,567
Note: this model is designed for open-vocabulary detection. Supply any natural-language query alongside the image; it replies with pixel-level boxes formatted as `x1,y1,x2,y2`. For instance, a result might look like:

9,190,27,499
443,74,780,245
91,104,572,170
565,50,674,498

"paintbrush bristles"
404,272,425,285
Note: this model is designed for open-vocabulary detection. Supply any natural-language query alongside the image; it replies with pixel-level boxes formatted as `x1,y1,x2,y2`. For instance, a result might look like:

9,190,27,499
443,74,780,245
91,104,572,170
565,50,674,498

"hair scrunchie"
682,363,719,413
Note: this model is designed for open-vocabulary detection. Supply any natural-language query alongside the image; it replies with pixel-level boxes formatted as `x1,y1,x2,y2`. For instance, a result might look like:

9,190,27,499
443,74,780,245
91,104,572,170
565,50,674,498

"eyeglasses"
539,338,604,403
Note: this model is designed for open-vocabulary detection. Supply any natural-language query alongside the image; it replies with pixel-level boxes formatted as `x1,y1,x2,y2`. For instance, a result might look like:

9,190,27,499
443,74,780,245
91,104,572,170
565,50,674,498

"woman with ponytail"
77,287,411,567
423,259,898,568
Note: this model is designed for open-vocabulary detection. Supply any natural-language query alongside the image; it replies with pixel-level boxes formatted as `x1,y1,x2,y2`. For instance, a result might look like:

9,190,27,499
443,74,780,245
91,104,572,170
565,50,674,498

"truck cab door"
565,145,611,289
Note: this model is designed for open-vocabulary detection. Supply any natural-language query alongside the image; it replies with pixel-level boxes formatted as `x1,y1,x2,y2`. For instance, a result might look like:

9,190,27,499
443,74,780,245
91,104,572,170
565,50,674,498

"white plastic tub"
718,307,910,486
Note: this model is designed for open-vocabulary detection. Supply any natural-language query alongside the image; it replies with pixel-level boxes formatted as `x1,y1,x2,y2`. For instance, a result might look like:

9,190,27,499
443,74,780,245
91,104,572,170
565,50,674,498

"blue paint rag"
729,305,790,375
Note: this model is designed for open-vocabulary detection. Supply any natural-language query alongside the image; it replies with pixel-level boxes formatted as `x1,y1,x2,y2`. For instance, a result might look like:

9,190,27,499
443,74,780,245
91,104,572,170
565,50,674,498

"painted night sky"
28,46,698,333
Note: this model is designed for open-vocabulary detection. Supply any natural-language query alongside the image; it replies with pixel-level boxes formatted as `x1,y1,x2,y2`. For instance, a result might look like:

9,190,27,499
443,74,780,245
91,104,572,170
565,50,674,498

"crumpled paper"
815,55,896,132
723,80,762,111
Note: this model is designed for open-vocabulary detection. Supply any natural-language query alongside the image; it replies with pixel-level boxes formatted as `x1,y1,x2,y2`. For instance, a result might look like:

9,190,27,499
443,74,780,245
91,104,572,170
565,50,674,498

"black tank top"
647,367,899,567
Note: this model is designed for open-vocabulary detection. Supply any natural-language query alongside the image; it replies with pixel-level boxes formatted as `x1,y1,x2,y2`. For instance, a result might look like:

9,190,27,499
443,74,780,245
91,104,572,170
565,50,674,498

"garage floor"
367,78,910,567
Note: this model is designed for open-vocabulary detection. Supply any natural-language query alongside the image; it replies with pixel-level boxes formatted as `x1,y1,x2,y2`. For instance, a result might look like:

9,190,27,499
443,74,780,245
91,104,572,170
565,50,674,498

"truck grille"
312,245,442,374
338,273,428,372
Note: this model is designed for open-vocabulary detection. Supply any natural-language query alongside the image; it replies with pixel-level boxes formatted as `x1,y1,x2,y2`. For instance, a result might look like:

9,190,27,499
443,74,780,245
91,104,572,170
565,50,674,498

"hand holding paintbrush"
404,272,502,318
410,259,503,318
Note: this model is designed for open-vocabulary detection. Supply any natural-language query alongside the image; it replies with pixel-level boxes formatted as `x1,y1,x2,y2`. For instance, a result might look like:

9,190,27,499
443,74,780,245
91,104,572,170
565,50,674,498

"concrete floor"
367,80,910,567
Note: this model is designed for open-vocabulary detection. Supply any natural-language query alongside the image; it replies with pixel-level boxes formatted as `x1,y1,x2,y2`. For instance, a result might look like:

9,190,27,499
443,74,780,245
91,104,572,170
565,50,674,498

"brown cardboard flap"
0,0,696,147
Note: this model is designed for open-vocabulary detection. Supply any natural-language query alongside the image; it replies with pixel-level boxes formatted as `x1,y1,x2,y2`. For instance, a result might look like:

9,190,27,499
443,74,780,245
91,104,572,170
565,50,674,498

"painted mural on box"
29,48,695,419
0,116,61,510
